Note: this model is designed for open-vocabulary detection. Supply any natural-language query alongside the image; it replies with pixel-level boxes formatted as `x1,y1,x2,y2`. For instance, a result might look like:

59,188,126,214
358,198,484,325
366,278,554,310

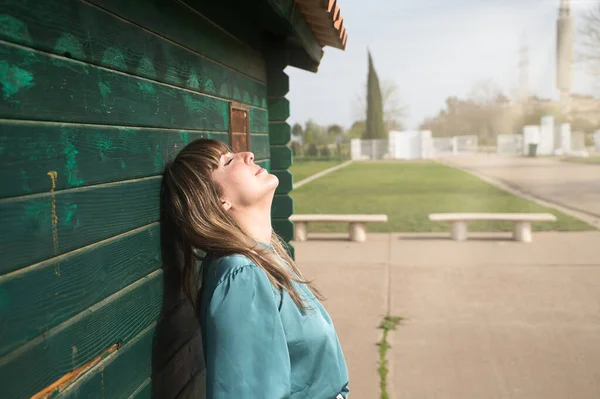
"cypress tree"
365,51,387,139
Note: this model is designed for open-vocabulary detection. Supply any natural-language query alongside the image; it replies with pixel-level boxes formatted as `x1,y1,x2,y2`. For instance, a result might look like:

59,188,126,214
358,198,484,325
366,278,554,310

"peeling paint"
97,135,114,161
101,47,127,70
121,160,126,169
54,33,85,59
136,57,156,78
219,83,230,98
179,131,190,146
60,127,84,187
98,81,111,108
165,67,181,85
233,86,241,101
137,80,155,94
0,61,35,100
0,15,33,44
204,79,216,94
187,67,200,90
155,151,163,170
64,203,78,226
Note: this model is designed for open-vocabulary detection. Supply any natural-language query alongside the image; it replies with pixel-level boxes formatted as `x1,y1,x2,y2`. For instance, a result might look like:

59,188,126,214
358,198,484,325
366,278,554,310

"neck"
230,201,273,245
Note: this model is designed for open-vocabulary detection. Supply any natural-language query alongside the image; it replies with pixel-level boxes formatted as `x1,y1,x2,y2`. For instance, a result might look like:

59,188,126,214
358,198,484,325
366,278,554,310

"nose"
243,151,254,165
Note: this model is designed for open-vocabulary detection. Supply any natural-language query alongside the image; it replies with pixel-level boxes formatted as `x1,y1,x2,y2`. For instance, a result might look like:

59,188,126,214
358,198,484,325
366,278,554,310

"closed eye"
225,158,233,166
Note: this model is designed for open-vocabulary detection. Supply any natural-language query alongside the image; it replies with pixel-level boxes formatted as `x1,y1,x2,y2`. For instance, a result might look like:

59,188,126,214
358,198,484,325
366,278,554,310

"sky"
284,0,599,130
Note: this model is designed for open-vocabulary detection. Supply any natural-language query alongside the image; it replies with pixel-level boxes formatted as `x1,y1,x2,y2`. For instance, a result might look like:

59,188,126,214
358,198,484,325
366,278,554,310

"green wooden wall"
0,0,282,397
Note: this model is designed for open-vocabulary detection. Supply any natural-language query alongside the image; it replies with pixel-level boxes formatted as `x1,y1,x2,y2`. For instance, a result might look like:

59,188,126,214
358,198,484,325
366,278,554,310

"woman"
161,139,350,398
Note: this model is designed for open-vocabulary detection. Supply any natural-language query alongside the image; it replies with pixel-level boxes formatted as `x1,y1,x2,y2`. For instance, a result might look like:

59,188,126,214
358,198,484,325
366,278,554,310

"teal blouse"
199,252,350,398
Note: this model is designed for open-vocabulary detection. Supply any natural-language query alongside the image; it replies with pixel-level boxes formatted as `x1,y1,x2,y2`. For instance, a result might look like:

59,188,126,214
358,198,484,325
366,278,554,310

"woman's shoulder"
202,253,259,287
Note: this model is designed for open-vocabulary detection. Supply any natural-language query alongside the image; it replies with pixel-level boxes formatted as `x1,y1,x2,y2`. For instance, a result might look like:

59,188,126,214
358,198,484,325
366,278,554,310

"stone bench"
290,214,388,243
428,213,557,242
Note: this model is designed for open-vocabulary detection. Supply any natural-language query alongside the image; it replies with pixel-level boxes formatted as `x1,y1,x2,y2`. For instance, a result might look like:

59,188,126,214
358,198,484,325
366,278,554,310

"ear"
220,198,232,211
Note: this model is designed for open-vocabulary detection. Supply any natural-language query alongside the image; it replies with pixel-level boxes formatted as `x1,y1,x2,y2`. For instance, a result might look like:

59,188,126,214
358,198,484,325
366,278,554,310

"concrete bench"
428,213,557,242
290,214,388,242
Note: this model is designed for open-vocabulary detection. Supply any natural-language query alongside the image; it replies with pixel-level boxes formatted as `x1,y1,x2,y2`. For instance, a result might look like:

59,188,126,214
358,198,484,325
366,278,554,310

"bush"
319,146,331,157
290,141,302,156
306,143,318,156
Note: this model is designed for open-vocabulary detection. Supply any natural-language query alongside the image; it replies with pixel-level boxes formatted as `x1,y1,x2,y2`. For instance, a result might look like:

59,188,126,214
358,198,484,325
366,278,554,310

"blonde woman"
161,139,349,398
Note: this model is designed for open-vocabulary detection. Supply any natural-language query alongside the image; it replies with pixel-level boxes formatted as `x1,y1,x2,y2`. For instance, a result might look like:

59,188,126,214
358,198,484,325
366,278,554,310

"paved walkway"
442,154,600,218
295,232,600,399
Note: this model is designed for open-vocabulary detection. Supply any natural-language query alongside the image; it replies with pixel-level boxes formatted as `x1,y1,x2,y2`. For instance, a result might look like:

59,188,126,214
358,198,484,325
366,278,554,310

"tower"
557,0,574,121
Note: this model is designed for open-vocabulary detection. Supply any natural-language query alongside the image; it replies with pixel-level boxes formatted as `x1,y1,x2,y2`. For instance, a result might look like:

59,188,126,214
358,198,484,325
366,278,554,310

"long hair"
160,138,322,312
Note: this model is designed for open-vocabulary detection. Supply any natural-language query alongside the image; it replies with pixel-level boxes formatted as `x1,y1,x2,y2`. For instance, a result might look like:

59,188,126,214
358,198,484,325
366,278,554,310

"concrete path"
295,232,600,399
442,154,600,219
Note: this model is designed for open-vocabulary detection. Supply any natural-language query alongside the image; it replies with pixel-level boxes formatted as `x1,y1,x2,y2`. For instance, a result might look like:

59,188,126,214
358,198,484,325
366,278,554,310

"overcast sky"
285,0,598,130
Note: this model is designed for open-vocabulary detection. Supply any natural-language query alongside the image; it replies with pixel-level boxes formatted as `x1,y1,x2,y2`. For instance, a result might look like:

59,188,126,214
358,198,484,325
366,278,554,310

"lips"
255,168,264,176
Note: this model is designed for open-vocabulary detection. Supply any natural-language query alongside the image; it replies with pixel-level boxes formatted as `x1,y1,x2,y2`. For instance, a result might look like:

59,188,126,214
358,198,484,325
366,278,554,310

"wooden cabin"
0,0,347,397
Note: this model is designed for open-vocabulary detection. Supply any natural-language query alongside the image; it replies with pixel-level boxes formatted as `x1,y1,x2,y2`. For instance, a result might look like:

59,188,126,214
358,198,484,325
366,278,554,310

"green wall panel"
0,0,267,107
0,270,163,399
250,134,270,160
273,170,293,194
0,224,160,357
269,122,291,146
0,44,229,130
87,0,266,82
272,218,294,242
267,70,289,97
249,107,269,133
267,97,290,122
271,194,294,219
0,177,160,274
0,121,227,198
270,145,293,170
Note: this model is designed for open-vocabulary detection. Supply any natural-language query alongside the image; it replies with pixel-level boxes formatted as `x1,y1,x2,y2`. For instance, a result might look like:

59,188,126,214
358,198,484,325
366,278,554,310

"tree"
418,79,515,145
347,120,366,140
292,123,304,137
365,51,387,139
580,4,600,87
354,79,407,131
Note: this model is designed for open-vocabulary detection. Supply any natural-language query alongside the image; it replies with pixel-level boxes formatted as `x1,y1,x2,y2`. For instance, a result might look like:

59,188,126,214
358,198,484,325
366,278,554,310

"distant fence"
431,135,479,157
350,134,478,160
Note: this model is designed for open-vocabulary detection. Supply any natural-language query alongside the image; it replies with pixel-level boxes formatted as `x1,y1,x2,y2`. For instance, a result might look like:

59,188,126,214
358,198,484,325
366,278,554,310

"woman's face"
212,151,279,210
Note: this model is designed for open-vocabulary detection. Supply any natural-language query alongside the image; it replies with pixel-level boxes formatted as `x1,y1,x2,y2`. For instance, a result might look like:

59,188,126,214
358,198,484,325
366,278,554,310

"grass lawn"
562,156,600,164
292,162,593,233
290,161,345,184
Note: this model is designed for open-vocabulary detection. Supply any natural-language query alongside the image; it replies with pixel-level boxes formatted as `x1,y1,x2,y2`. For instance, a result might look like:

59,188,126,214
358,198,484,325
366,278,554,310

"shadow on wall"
152,172,206,399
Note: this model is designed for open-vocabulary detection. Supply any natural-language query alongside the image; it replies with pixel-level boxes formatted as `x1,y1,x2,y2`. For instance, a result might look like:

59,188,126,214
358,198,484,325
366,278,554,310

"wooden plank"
0,120,228,198
271,194,294,219
272,218,294,242
87,0,266,82
0,176,160,275
0,224,161,357
249,134,270,160
273,170,293,194
270,145,293,170
267,70,289,97
268,97,290,121
0,43,229,131
0,0,267,107
0,269,164,399
61,323,156,399
128,378,152,399
269,122,291,145
249,107,269,133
